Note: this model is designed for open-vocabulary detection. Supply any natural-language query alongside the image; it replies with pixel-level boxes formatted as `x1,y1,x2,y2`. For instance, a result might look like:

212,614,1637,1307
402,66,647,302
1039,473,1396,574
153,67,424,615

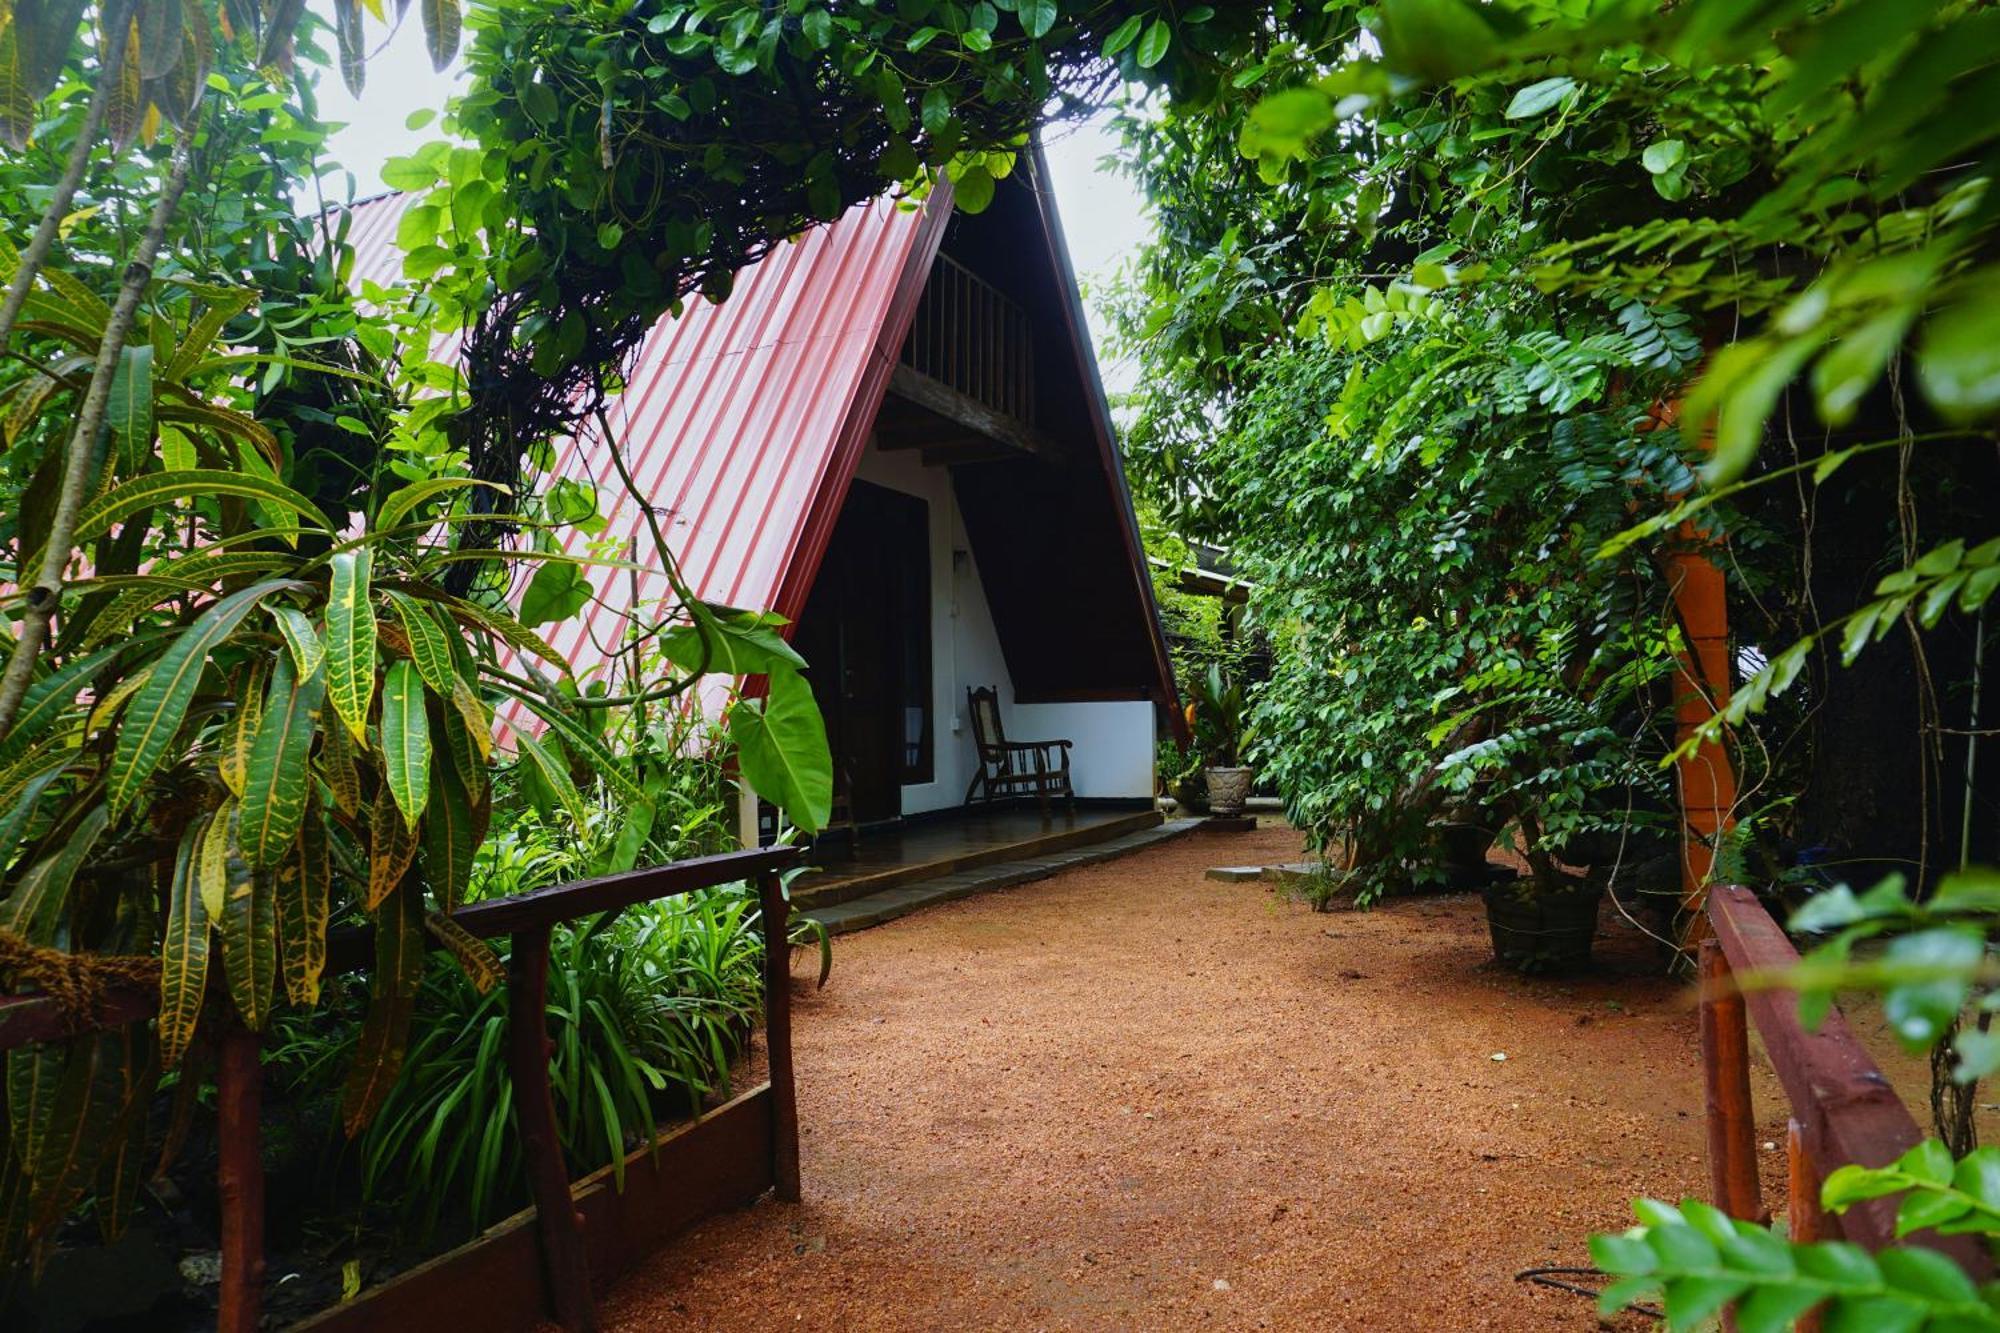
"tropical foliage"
3,0,1999,1319
0,0,831,1268
293,885,786,1240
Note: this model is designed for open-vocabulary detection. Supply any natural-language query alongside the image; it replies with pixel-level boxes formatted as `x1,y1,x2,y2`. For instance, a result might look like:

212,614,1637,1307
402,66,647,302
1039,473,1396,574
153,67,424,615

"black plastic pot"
1481,879,1604,973
1436,821,1498,889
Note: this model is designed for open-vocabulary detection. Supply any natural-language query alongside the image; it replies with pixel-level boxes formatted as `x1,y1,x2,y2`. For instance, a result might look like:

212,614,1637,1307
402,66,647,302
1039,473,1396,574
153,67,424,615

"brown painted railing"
0,843,803,1333
1701,883,1990,1281
900,252,1035,423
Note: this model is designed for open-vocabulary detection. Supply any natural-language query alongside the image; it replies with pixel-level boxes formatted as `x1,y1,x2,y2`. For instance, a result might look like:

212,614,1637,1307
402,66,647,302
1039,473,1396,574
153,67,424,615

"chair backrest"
966,686,1006,757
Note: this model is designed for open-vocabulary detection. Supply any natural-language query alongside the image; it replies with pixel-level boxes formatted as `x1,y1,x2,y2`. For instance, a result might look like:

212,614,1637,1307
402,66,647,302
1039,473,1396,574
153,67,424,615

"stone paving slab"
804,819,1201,935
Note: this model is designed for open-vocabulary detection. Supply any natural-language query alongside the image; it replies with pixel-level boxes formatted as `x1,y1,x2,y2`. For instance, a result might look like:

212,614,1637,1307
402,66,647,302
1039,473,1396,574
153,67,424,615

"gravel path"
605,823,1724,1331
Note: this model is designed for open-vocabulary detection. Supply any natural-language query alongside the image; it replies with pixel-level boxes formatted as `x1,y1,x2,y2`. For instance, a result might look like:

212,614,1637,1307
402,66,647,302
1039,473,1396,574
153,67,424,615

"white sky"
309,37,1152,378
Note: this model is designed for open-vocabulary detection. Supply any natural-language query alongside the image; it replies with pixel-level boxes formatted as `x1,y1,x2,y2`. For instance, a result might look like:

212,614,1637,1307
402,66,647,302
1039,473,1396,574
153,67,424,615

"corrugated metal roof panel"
345,192,937,690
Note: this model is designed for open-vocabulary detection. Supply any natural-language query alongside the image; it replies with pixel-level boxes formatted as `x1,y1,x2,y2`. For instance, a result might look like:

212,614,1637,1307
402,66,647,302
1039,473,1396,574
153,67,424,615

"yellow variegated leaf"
375,477,507,534
424,910,501,993
499,685,652,811
325,549,377,746
438,685,487,802
3,369,63,446
164,287,256,382
92,1027,158,1245
364,783,417,910
0,749,73,870
419,0,458,70
0,641,128,764
81,554,302,650
106,580,305,816
386,591,455,699
509,724,587,835
422,751,481,912
216,657,268,797
101,12,142,152
318,708,362,818
435,592,571,678
38,262,111,330
70,470,332,552
332,0,364,95
449,673,492,758
19,1027,144,1242
87,666,151,733
380,659,430,831
219,861,276,1031
155,401,280,465
341,883,424,1135
158,813,211,1067
0,805,109,943
239,654,325,868
269,605,324,681
196,795,239,923
274,804,330,1007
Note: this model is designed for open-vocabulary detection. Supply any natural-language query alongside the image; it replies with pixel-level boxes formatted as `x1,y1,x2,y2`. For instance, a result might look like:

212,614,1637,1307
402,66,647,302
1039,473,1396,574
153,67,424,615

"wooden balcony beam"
886,364,1062,466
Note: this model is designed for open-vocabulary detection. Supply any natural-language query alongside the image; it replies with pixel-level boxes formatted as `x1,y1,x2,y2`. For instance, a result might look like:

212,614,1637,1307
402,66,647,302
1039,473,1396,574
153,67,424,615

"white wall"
852,445,1158,814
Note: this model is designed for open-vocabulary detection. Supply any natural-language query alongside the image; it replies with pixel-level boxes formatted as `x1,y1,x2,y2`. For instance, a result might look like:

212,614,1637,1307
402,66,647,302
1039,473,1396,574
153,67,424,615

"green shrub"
280,877,823,1242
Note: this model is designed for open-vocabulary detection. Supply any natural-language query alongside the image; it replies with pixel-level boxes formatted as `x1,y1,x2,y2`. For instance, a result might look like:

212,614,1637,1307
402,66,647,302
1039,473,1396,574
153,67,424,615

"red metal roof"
342,170,1178,737
345,190,947,691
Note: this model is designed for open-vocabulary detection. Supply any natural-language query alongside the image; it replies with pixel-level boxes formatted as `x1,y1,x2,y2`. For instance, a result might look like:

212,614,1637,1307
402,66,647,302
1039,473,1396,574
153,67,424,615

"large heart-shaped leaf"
729,665,831,833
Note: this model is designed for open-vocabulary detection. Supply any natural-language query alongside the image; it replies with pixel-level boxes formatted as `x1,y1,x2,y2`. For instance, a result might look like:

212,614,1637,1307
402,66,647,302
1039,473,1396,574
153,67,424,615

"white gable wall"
852,445,1157,815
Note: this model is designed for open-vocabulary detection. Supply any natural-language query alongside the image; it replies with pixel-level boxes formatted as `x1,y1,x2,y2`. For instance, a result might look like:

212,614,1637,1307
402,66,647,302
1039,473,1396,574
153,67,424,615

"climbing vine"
3,0,1999,1314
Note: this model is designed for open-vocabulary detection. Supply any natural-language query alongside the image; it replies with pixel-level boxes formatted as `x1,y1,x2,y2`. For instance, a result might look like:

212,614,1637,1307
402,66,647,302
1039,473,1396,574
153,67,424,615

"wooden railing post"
216,1023,265,1333
1786,1120,1827,1332
509,924,596,1332
1700,936,1764,1222
758,869,801,1203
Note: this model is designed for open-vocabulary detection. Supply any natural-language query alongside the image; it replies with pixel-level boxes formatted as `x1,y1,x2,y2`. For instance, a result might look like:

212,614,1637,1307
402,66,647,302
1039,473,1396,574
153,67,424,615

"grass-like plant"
276,878,823,1243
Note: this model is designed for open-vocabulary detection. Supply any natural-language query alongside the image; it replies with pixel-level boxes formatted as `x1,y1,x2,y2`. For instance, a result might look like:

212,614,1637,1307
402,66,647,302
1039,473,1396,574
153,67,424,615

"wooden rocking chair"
963,686,1074,813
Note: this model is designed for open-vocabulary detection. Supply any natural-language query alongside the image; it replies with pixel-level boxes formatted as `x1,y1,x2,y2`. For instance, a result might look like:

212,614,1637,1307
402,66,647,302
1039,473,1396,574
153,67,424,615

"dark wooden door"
795,482,925,827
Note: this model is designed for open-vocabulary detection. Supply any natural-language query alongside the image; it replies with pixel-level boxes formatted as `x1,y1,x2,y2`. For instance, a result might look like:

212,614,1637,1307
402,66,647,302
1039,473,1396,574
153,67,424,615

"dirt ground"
604,822,1785,1331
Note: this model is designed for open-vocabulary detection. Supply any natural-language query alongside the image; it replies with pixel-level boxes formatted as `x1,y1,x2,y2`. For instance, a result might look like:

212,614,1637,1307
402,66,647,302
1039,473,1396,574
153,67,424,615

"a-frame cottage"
349,147,1182,875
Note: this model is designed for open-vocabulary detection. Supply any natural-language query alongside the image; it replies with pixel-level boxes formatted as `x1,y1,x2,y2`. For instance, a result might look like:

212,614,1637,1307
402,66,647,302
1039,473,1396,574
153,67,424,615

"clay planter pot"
1481,878,1604,974
1204,766,1254,817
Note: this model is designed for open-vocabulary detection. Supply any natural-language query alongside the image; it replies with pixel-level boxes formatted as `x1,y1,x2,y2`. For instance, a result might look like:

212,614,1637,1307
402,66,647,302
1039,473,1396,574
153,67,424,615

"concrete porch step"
802,818,1203,935
793,806,1166,910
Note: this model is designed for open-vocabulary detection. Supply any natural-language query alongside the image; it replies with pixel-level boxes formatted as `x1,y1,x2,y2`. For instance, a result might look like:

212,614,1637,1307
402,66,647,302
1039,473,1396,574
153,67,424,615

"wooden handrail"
1702,882,1991,1278
450,845,797,936
0,842,806,1333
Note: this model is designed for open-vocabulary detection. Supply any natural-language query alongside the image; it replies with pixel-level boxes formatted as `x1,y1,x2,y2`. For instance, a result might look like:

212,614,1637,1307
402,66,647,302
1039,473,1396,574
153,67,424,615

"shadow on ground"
605,823,1738,1331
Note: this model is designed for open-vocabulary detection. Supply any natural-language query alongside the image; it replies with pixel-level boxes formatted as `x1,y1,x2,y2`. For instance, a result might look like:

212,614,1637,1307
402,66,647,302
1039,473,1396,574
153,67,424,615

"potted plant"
1435,814,1507,890
1431,633,1679,973
1194,662,1255,817
1479,810,1604,973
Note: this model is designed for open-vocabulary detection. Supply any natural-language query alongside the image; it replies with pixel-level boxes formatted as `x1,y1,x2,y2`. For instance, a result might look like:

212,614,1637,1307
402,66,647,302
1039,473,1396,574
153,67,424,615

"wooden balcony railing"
0,843,803,1333
1701,883,1991,1282
900,253,1035,425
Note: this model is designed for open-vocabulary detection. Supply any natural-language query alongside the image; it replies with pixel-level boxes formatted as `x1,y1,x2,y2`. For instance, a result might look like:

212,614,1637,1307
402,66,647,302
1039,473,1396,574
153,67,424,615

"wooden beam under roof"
884,363,1064,465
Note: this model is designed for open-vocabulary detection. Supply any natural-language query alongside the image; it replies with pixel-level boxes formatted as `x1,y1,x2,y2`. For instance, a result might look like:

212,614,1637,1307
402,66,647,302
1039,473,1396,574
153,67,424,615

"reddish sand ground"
604,822,1772,1331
